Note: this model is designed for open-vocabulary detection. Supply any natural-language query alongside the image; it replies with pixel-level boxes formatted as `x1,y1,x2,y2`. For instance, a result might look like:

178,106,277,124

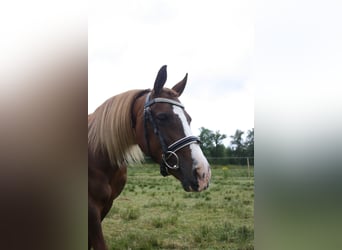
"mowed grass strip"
102,164,254,250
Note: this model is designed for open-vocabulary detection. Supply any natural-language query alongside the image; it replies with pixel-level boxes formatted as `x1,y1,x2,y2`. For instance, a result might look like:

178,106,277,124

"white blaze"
172,106,211,190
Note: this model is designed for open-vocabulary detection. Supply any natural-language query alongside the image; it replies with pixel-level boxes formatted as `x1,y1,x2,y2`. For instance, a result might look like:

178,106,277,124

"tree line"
198,127,254,166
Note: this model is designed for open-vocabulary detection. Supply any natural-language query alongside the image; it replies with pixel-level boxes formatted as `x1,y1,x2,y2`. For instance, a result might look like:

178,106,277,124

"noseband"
143,92,200,176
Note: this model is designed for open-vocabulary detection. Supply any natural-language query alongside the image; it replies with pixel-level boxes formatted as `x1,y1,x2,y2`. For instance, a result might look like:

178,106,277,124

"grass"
102,164,254,250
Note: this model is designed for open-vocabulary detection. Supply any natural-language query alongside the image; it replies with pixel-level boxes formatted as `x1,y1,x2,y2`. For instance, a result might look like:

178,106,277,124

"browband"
144,96,184,109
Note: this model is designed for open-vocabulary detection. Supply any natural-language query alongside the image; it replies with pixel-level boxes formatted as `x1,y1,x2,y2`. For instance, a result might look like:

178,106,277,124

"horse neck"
88,146,121,177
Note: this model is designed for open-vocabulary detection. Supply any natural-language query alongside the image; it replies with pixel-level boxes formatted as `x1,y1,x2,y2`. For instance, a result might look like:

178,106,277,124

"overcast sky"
89,0,255,145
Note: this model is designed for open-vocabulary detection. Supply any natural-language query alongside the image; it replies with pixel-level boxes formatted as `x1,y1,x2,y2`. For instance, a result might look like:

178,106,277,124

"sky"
88,0,255,146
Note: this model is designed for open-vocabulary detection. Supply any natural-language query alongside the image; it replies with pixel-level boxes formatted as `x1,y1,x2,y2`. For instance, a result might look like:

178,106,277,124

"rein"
143,92,200,176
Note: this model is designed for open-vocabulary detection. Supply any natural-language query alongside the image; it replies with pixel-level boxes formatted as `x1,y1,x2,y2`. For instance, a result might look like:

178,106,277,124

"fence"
206,157,254,166
143,156,254,177
207,157,254,178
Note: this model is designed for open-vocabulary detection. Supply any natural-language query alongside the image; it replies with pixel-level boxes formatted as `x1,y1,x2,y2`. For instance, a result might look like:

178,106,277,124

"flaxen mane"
88,89,144,167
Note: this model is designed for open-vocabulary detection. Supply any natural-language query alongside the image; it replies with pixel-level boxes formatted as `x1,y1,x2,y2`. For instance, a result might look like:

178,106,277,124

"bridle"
143,92,201,176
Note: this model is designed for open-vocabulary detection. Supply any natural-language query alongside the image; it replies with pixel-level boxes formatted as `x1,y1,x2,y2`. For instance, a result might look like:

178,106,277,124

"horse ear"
153,65,167,95
172,73,188,97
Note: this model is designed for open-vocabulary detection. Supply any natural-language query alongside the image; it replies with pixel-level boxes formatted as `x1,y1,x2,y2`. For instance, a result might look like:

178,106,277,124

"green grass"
102,164,254,250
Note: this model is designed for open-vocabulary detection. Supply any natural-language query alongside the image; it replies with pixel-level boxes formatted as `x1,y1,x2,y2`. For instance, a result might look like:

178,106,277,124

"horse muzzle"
181,163,211,192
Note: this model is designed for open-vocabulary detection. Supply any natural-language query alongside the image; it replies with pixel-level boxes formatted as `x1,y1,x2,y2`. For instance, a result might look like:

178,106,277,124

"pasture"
102,164,254,250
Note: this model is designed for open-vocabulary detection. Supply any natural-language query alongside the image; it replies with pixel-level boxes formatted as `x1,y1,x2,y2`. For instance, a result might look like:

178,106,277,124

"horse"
88,65,211,250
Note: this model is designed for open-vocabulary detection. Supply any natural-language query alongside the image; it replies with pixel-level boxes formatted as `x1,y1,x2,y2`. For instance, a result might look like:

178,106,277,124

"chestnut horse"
88,65,211,249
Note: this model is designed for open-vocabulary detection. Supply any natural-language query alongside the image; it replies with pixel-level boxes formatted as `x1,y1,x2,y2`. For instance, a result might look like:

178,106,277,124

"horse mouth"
167,163,211,192
183,184,196,192
182,181,209,192
183,166,211,192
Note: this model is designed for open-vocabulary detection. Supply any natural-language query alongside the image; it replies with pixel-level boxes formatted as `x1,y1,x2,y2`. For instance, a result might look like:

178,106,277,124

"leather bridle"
143,92,201,176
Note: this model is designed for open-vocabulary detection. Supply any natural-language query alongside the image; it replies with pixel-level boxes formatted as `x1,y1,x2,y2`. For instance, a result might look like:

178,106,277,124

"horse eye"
156,113,168,121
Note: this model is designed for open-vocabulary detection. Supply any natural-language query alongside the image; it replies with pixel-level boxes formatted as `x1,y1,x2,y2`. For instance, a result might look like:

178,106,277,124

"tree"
212,130,227,157
198,127,227,157
198,127,215,157
245,128,254,157
244,128,254,165
227,128,254,165
198,127,254,165
230,129,245,156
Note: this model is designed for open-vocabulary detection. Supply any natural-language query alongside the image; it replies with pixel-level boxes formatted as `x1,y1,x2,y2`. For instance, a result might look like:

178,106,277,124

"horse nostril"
194,168,206,180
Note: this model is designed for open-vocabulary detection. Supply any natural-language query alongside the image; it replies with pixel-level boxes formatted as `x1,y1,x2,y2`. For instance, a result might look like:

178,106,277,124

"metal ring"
162,151,179,169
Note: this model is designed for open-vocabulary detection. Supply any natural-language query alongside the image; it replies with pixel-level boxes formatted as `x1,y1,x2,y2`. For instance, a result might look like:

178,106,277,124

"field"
102,164,254,250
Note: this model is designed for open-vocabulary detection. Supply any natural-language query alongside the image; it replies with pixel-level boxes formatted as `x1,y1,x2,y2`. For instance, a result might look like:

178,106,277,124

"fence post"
247,157,250,178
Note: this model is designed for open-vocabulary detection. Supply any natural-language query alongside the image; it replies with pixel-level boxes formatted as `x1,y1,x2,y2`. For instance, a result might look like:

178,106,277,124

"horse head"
133,65,211,192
